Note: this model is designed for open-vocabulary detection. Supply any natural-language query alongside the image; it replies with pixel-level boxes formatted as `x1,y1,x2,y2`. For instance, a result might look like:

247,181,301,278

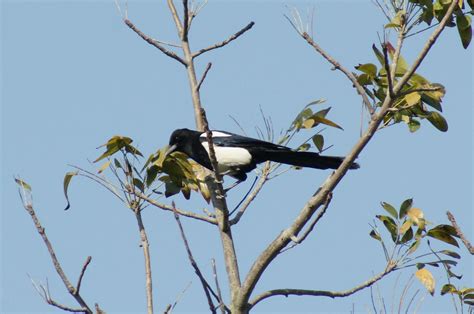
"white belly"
201,143,252,174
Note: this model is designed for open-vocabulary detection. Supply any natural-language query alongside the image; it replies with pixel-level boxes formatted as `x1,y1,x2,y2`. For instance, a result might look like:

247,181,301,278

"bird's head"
164,128,196,158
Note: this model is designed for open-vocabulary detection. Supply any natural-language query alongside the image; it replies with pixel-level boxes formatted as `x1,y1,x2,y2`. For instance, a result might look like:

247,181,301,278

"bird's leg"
229,176,258,216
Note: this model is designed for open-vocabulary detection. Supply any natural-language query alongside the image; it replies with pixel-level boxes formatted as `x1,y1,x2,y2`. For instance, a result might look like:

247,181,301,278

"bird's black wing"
201,130,291,152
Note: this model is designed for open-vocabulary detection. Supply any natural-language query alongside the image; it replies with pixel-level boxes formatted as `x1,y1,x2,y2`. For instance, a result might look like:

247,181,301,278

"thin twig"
133,189,217,224
75,256,92,295
172,202,217,314
182,0,190,41
281,192,332,253
447,211,474,254
300,33,375,115
18,185,93,313
197,62,213,92
248,262,397,309
124,19,187,67
211,258,227,314
193,22,255,58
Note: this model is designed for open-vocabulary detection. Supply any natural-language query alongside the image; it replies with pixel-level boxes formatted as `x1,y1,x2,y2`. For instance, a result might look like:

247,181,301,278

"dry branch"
172,202,218,313
193,22,255,58
447,211,474,254
124,19,187,66
300,33,375,115
18,186,93,313
248,262,397,309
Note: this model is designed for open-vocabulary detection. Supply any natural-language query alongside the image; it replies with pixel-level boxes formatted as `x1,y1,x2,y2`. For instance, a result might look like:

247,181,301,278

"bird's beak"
163,144,178,159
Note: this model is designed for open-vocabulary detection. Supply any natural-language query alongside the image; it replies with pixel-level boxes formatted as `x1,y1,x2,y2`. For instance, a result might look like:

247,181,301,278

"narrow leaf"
427,111,448,132
381,201,398,219
399,198,413,219
98,160,111,174
15,178,32,191
312,134,324,152
63,171,79,210
441,284,458,295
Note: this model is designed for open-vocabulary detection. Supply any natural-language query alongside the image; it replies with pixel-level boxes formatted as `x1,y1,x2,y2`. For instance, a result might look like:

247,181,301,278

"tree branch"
197,62,213,92
133,205,154,314
248,262,397,309
281,192,332,253
447,211,474,254
300,33,375,115
236,4,459,308
192,22,255,59
200,108,242,305
124,19,187,67
133,190,217,224
212,258,227,314
18,185,93,314
75,256,92,296
172,202,217,313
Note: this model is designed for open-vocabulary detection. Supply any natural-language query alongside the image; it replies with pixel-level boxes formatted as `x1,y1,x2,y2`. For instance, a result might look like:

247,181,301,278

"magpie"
165,128,359,183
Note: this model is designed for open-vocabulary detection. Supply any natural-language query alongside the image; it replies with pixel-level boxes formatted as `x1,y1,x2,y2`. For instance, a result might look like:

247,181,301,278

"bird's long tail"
254,150,359,170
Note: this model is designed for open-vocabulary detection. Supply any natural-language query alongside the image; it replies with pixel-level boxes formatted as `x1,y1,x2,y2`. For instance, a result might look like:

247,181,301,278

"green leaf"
427,229,459,247
430,224,460,237
312,134,324,152
456,14,472,48
441,284,458,295
440,250,461,259
146,165,160,187
372,44,386,66
408,119,421,132
370,229,382,241
305,99,326,108
355,63,377,78
408,239,422,254
399,198,413,219
381,201,398,219
94,136,136,163
133,178,145,193
15,178,32,191
63,171,78,210
165,181,181,198
377,215,398,242
405,92,422,106
400,227,414,244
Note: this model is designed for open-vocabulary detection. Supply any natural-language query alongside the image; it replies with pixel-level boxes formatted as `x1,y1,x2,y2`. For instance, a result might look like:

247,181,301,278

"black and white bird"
165,128,359,182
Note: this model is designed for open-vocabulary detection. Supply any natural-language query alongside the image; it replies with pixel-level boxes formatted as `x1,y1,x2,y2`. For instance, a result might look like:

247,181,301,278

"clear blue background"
2,0,472,313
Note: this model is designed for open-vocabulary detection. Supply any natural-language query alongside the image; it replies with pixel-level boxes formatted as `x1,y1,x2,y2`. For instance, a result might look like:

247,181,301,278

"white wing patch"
200,131,232,138
201,142,252,174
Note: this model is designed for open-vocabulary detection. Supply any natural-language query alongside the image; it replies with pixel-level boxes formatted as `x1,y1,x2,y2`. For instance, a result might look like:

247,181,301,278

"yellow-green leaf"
63,171,78,210
456,15,472,48
98,160,111,174
381,201,398,219
415,268,435,296
312,134,324,152
441,284,458,295
405,92,422,106
407,207,424,225
427,111,448,132
15,178,32,191
311,116,343,130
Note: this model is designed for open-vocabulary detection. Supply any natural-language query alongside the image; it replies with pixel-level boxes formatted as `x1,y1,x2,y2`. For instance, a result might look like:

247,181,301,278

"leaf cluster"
370,198,463,296
356,44,448,132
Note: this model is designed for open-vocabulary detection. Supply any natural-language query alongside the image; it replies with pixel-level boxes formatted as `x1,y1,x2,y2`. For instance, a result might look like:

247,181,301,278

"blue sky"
2,0,473,313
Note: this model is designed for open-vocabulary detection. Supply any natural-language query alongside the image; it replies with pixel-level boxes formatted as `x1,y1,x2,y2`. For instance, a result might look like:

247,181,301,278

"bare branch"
211,259,227,314
248,262,397,309
193,22,255,59
300,33,375,115
124,18,187,67
167,0,184,38
172,202,217,313
447,211,474,254
182,0,190,41
19,186,93,313
133,189,217,224
281,192,332,253
197,62,213,92
133,205,154,314
75,256,92,295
